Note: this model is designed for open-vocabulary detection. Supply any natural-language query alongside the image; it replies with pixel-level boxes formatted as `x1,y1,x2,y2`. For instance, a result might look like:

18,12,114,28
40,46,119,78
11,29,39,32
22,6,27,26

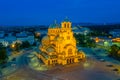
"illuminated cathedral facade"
37,19,85,65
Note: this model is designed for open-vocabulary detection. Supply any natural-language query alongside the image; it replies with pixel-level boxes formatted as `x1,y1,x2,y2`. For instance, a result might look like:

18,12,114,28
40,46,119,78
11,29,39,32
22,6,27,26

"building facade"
109,29,120,37
38,19,85,65
16,32,35,45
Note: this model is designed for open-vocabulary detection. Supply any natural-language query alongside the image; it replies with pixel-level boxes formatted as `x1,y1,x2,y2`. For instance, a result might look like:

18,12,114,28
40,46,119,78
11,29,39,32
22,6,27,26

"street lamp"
11,44,15,48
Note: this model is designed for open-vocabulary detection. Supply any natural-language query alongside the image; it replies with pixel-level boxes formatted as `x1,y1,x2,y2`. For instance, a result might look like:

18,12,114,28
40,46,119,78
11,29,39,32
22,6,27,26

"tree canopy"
74,33,96,47
0,47,8,64
109,44,120,60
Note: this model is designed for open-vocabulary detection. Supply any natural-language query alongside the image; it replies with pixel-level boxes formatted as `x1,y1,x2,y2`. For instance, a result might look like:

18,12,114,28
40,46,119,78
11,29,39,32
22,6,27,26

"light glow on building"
37,19,86,65
112,38,120,42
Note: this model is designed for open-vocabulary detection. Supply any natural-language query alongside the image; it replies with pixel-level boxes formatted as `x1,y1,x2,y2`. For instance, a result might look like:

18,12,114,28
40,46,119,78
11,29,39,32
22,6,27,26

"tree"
109,44,120,60
10,42,21,52
109,45,119,57
0,43,3,49
15,42,21,51
32,42,37,46
117,50,120,58
74,33,96,47
20,41,31,48
0,48,8,64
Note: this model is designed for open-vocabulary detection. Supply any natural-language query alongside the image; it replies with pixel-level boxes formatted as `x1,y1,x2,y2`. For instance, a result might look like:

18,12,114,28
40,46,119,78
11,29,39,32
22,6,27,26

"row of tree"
86,24,120,34
88,31,111,37
109,44,120,60
0,44,8,64
74,33,96,47
11,41,37,52
0,40,37,64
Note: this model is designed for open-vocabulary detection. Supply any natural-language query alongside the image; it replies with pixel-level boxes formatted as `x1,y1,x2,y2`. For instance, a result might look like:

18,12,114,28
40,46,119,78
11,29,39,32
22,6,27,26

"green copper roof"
63,17,70,22
49,20,60,28
49,23,60,28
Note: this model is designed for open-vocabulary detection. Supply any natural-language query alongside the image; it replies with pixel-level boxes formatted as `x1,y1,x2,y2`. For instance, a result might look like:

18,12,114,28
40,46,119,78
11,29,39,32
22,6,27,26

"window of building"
67,36,70,40
64,23,66,28
67,24,69,28
68,48,72,55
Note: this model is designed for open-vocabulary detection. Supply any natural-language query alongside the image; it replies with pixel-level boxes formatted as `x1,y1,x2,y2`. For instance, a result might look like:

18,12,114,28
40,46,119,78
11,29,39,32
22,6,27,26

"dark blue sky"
0,0,120,26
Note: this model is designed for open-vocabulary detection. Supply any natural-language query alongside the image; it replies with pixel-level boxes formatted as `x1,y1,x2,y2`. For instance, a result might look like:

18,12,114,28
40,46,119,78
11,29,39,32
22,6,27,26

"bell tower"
61,17,72,29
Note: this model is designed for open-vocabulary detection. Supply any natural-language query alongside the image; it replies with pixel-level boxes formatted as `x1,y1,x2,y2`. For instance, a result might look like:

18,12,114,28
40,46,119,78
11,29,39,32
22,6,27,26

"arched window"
67,24,69,28
68,48,72,55
64,23,66,28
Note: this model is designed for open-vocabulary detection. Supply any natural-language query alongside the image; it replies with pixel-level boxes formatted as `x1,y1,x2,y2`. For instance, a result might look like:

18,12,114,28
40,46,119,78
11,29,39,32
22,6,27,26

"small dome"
46,46,55,52
49,20,60,28
41,36,49,46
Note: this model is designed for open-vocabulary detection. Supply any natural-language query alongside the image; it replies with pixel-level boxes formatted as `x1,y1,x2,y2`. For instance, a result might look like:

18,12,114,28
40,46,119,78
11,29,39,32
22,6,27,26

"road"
2,49,64,80
1,47,120,80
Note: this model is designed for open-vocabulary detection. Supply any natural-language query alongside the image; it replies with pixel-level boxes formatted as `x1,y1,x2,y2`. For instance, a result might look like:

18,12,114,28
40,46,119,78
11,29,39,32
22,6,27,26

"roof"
40,52,49,59
16,32,28,38
49,23,60,28
27,32,34,36
62,17,70,22
49,20,60,28
46,46,55,52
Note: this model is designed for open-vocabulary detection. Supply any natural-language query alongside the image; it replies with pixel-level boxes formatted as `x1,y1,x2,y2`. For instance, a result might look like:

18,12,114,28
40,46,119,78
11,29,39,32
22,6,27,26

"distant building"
5,33,17,44
16,31,34,45
37,19,85,65
16,32,28,41
0,31,5,42
109,29,120,37
73,26,90,35
35,30,47,35
27,34,35,45
1,41,9,47
112,38,120,42
92,36,112,46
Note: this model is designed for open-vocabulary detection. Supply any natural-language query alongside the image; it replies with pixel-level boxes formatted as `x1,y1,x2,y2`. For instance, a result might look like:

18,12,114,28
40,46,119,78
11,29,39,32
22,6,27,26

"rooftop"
0,33,5,38
16,32,28,38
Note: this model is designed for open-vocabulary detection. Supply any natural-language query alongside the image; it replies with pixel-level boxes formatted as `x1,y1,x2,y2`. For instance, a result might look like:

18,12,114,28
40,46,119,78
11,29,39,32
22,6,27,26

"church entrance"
48,60,50,65
67,58,74,64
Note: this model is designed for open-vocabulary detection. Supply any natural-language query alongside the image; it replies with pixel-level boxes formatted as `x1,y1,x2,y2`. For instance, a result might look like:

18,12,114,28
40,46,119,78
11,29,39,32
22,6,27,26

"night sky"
0,0,120,26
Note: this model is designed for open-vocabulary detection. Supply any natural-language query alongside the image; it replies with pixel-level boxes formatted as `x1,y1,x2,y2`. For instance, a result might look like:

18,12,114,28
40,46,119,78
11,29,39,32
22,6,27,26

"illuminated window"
64,23,66,28
68,48,72,54
67,36,70,40
67,24,69,28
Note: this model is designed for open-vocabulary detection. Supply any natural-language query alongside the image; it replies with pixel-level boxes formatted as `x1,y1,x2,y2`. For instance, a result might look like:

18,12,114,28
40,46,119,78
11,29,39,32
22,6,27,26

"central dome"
49,23,60,28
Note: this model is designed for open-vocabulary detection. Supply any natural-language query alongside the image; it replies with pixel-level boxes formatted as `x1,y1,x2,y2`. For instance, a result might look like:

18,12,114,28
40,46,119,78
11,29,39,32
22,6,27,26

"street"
1,47,120,80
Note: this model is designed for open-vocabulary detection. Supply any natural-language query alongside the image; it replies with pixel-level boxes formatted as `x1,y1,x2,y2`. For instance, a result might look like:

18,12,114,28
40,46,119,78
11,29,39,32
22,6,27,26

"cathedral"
37,19,86,65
